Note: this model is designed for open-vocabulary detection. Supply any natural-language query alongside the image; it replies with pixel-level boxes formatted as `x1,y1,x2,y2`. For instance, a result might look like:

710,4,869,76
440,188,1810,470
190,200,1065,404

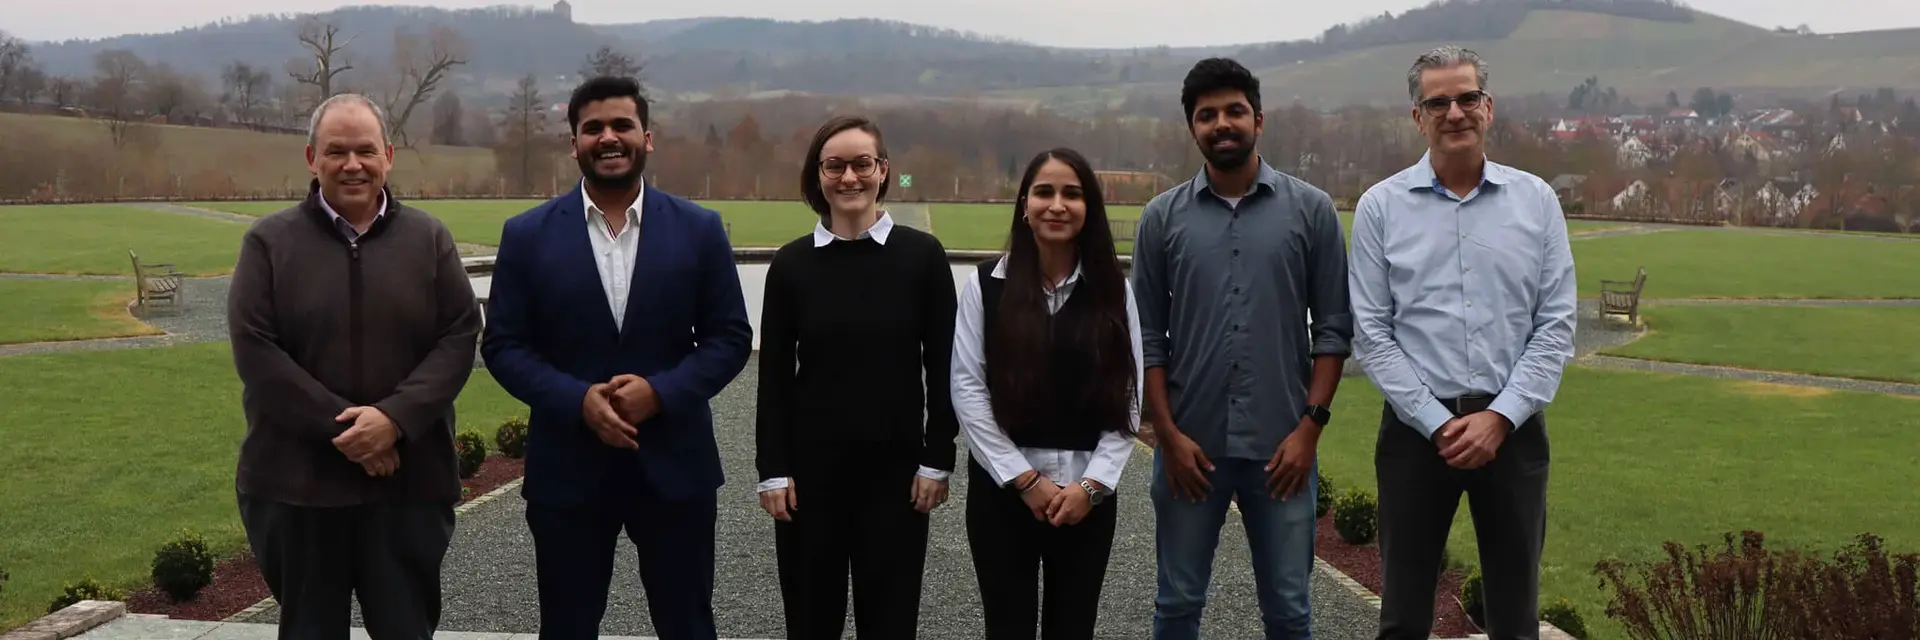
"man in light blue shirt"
1348,45,1577,640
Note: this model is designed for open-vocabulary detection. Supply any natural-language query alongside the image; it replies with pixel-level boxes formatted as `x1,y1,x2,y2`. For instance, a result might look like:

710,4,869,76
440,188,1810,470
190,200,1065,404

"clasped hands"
333,406,400,477
1433,410,1512,469
582,374,660,450
760,476,950,522
1016,471,1101,527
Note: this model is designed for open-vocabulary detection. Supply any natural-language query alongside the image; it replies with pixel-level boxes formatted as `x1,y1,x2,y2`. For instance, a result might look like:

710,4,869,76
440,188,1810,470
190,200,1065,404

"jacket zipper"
349,239,364,404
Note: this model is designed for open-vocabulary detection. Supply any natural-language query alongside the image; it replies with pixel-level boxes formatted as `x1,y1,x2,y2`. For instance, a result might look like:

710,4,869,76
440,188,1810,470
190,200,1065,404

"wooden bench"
1112,218,1138,243
129,249,183,314
1599,267,1647,325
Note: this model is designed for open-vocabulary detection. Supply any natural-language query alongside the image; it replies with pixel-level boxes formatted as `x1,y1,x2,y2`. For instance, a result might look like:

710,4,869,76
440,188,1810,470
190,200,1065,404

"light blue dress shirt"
1347,152,1578,440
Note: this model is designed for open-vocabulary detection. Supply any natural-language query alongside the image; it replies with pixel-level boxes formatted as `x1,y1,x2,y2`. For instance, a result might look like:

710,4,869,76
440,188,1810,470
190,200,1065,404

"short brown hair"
800,115,890,219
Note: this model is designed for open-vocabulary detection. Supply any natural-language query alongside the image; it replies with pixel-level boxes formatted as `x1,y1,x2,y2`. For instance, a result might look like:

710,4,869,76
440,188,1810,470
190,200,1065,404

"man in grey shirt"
1132,57,1353,640
1349,46,1577,640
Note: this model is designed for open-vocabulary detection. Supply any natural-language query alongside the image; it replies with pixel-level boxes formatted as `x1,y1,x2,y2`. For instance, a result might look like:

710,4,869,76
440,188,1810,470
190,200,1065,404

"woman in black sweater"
753,115,960,640
951,147,1144,639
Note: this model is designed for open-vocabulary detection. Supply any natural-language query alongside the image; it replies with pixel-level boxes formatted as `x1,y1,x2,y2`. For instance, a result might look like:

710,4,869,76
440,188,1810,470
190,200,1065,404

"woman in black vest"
951,147,1143,639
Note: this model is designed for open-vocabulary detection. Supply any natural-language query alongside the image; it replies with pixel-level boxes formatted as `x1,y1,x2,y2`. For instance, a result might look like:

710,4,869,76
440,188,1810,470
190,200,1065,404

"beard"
1198,129,1256,171
577,144,648,189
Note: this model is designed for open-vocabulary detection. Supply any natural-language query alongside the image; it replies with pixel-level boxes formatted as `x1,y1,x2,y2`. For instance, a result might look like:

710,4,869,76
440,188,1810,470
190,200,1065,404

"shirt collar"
1192,156,1284,203
1407,150,1512,192
318,189,388,236
990,255,1084,291
581,179,644,225
812,211,895,247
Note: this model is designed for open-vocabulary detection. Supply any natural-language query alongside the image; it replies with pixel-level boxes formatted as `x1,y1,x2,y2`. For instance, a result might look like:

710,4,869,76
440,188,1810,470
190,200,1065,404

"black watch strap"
1304,404,1332,427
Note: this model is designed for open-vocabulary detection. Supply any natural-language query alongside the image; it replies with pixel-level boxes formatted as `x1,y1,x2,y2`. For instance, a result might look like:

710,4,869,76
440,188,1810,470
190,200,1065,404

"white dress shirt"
755,211,954,494
951,256,1143,491
583,182,643,331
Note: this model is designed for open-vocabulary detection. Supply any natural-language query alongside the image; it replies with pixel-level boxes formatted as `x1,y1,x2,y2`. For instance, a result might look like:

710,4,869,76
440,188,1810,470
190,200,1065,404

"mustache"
1208,130,1245,143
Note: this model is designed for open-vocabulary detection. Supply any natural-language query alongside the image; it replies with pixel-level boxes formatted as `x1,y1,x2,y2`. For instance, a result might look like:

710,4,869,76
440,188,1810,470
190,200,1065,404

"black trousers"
525,488,719,640
965,456,1118,640
773,440,930,640
1374,399,1550,640
236,492,455,640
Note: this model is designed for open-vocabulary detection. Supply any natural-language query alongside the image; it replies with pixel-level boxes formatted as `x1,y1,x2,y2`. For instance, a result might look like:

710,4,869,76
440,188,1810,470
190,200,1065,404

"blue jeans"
1152,451,1318,640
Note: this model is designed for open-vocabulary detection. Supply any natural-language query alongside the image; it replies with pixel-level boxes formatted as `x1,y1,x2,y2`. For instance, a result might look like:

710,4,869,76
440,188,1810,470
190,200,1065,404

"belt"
1440,395,1495,416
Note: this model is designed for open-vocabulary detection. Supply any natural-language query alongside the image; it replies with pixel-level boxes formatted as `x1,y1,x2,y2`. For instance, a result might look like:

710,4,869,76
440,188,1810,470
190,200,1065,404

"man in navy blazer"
480,76,752,640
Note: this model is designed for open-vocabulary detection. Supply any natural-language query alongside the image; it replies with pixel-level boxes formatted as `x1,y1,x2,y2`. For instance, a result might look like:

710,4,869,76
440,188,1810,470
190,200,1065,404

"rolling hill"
15,0,1918,110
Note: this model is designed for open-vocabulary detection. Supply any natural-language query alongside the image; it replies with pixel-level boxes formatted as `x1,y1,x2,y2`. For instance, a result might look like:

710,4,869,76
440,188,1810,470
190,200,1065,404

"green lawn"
1317,367,1920,640
0,205,246,276
0,342,529,630
0,279,161,345
1601,304,1920,383
1572,229,1920,299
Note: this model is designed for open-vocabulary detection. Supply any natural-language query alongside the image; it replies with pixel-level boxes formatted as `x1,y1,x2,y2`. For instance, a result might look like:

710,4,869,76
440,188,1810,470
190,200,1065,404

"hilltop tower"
552,0,572,22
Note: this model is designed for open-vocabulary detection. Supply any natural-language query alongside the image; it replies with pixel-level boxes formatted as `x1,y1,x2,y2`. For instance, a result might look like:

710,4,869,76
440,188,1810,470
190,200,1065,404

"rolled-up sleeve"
1305,190,1353,357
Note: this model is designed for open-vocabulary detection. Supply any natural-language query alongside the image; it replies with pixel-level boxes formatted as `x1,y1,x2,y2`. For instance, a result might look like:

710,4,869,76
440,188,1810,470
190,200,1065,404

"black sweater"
753,226,959,481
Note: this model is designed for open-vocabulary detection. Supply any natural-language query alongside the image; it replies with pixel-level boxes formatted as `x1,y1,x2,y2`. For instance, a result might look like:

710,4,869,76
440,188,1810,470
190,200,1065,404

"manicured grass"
1317,367,1920,640
0,280,161,345
1571,229,1920,299
0,342,529,630
0,205,246,276
1601,304,1920,383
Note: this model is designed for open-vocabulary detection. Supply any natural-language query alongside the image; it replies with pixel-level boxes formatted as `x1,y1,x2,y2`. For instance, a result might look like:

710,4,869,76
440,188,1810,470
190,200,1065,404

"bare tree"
0,31,31,100
221,61,273,127
47,75,76,107
89,49,149,149
287,17,355,106
579,45,645,88
430,91,465,146
144,63,208,121
9,65,45,106
379,26,468,148
495,72,549,193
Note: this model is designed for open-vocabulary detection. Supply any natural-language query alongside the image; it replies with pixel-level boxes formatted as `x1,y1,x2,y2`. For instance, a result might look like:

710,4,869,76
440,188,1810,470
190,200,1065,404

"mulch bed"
123,455,525,621
1315,512,1477,638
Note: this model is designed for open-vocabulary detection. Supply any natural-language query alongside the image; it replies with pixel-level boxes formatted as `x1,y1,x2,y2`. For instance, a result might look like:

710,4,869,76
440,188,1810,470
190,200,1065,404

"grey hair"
1406,45,1489,103
307,93,391,148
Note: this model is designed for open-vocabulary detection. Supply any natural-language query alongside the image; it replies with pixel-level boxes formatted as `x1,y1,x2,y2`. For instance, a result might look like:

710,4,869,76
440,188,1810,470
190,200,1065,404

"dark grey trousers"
1373,399,1550,640
237,492,456,640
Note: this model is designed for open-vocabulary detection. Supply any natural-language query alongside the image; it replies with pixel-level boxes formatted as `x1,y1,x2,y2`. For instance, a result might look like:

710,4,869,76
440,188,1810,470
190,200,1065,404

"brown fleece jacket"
228,183,482,507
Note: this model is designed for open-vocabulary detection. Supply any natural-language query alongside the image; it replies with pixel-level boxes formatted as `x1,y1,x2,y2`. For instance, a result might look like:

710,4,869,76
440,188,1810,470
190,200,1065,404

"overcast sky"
9,0,1918,47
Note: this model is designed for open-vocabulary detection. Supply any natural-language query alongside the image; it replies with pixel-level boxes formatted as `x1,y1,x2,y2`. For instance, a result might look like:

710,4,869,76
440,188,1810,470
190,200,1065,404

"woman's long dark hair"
985,148,1138,438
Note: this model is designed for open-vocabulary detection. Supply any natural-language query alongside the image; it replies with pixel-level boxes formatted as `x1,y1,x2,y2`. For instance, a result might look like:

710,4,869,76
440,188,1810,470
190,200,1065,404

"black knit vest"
977,259,1109,451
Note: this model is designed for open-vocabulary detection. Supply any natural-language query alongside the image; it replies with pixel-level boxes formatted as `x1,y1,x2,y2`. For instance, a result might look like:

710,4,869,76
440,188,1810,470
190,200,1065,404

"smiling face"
305,101,392,215
1188,88,1263,172
1413,62,1493,157
1024,158,1087,247
570,96,652,188
817,128,887,216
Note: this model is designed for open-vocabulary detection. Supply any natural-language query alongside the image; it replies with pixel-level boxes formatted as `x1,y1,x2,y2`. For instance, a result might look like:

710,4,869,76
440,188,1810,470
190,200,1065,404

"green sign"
899,174,913,188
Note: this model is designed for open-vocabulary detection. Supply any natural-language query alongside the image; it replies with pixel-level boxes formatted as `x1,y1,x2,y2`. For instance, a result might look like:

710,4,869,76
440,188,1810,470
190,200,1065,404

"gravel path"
123,201,260,224
1578,355,1920,397
0,277,231,358
1640,298,1920,307
0,272,130,281
1568,225,1672,240
889,203,936,234
242,356,1385,640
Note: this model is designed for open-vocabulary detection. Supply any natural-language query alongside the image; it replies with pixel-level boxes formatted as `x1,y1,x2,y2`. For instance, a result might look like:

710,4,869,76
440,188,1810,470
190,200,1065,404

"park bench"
128,249,183,315
1599,266,1647,325
1112,219,1137,243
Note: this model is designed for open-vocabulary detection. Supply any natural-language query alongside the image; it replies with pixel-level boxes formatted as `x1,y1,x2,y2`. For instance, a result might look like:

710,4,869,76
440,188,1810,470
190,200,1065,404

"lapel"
556,186,622,340
617,190,673,344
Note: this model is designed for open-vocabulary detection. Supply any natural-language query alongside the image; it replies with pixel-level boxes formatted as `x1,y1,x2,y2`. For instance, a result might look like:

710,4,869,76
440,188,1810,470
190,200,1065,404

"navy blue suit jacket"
481,185,752,506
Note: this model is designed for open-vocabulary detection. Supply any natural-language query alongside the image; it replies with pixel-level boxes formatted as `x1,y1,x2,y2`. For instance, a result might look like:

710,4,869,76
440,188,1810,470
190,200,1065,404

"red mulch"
124,455,526,621
1315,512,1477,638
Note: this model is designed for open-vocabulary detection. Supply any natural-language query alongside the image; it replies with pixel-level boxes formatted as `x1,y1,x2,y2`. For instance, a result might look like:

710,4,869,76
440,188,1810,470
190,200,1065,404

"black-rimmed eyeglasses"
1417,90,1489,117
821,156,885,179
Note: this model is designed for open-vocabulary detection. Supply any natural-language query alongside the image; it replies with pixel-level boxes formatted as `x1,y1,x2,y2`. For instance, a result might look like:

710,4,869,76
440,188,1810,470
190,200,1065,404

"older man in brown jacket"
227,93,481,640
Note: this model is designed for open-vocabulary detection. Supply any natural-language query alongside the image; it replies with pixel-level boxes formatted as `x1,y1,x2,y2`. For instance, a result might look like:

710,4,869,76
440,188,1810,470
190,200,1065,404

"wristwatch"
1303,404,1332,428
1079,479,1113,506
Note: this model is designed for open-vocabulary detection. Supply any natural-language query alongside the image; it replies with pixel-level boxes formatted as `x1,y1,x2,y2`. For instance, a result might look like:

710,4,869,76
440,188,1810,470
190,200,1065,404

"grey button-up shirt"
1347,152,1578,440
1131,161,1354,462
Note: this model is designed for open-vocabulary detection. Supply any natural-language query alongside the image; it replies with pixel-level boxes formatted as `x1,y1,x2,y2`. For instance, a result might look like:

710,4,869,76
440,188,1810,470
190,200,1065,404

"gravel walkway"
889,203,936,234
1640,298,1920,307
1578,355,1920,397
123,202,259,224
0,272,130,282
1568,225,1672,240
0,277,231,358
241,356,1385,640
